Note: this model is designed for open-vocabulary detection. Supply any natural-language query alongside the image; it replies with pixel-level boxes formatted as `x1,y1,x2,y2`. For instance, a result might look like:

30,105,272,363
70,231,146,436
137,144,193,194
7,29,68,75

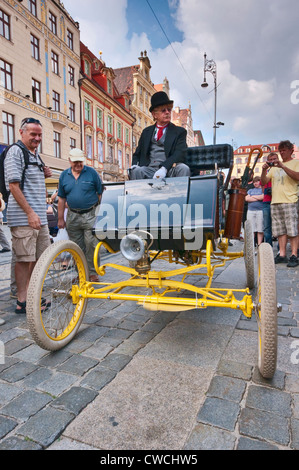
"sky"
62,0,299,149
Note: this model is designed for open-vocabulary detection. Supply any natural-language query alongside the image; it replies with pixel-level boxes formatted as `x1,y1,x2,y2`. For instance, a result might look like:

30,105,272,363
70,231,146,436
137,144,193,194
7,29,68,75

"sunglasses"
21,118,42,127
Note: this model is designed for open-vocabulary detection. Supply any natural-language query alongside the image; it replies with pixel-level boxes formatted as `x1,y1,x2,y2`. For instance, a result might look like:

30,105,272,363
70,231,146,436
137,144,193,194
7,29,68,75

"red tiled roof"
114,66,139,96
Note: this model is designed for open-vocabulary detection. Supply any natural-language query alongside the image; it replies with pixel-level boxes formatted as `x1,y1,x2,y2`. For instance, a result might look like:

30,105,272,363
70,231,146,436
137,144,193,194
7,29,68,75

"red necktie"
156,125,167,141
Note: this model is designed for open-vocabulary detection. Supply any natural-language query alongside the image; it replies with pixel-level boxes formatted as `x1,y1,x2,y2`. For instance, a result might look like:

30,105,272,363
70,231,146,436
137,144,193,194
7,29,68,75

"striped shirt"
4,141,47,227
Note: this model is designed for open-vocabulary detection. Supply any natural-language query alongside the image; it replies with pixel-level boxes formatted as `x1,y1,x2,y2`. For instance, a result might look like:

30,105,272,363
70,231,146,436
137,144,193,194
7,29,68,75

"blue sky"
126,0,183,49
62,0,299,148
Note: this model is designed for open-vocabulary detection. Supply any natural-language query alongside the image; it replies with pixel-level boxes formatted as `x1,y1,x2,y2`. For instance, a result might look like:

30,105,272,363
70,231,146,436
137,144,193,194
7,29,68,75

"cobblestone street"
0,224,299,450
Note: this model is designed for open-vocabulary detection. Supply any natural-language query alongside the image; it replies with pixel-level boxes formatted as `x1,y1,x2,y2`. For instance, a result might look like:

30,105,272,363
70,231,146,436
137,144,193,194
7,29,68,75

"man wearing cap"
129,91,190,180
4,117,52,314
57,148,103,282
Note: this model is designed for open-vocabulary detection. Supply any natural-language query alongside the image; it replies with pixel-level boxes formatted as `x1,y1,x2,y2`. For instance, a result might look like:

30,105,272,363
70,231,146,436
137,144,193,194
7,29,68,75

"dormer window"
107,78,112,94
84,59,91,76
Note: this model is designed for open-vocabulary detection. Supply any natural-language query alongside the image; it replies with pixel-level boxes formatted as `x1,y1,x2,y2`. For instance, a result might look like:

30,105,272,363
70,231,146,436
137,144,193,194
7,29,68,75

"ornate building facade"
0,0,81,192
114,51,156,153
80,43,134,181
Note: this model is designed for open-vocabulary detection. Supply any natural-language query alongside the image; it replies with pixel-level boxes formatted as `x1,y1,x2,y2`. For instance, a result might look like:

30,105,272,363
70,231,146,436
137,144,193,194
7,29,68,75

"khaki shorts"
11,225,50,262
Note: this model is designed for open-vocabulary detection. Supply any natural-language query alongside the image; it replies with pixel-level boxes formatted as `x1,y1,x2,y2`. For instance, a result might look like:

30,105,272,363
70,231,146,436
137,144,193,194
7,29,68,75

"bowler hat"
149,91,173,112
69,148,85,162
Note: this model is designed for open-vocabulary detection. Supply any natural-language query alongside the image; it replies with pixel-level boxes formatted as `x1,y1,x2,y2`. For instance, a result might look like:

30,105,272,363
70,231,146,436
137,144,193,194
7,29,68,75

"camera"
267,162,275,167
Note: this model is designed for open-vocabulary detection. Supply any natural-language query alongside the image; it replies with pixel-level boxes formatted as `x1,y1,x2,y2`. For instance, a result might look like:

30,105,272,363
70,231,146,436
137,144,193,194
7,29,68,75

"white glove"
153,167,167,179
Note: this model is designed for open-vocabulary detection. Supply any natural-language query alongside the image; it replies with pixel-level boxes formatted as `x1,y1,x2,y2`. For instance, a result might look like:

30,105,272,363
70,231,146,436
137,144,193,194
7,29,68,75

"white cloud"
62,0,299,146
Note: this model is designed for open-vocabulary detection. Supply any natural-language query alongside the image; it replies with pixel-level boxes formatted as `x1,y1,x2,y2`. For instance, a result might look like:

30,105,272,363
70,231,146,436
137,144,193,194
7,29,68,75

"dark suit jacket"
132,122,187,171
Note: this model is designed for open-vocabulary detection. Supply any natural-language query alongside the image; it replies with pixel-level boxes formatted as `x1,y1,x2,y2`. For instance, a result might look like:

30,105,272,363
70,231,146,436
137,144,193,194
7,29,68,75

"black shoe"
287,255,299,268
274,254,288,264
0,248,10,253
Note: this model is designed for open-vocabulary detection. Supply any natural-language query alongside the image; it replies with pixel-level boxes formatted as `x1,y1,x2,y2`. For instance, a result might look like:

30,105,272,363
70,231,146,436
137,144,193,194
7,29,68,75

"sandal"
15,300,26,314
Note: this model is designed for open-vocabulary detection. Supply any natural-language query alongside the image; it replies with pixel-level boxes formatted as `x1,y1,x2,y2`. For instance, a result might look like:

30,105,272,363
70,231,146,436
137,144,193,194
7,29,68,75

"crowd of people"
230,140,299,267
1,92,299,328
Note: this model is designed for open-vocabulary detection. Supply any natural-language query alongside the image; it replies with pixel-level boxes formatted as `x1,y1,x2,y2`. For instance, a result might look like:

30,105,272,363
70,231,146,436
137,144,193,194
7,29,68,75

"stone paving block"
0,436,42,450
21,367,53,388
57,354,99,376
217,360,252,380
81,341,113,360
291,418,299,450
237,436,279,450
207,375,246,403
99,353,132,372
0,415,17,439
75,325,110,342
12,343,49,363
246,384,292,417
37,372,78,397
80,367,117,391
17,406,74,448
0,361,38,382
197,397,240,432
239,407,289,446
51,386,98,415
252,366,285,390
0,389,52,421
293,394,299,419
0,383,22,405
184,423,236,450
38,349,73,367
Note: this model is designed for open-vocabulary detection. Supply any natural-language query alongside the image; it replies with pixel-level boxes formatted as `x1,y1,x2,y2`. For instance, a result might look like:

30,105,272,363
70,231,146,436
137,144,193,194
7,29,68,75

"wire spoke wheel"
27,240,89,351
244,219,255,289
255,243,277,378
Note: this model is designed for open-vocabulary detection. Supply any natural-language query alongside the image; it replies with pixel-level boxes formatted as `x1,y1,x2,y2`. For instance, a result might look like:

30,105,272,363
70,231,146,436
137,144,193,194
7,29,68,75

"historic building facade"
114,51,157,153
0,0,81,191
80,43,134,181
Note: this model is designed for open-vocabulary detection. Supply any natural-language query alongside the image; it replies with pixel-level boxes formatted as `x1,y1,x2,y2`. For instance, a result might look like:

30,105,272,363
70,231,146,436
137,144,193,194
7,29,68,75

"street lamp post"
201,53,224,145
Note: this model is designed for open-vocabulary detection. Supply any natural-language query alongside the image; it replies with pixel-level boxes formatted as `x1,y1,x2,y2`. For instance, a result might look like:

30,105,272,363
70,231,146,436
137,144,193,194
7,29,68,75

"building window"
107,145,113,163
49,11,57,35
107,115,113,134
69,101,75,122
84,100,91,121
30,34,40,61
2,111,14,144
67,29,73,50
118,149,122,168
117,122,122,139
125,128,129,144
54,131,61,158
86,135,92,159
51,51,59,75
0,59,12,91
68,65,75,86
28,0,37,17
107,78,112,95
0,9,10,41
98,140,103,162
32,78,41,104
96,108,103,128
84,59,91,76
70,137,76,149
52,91,60,111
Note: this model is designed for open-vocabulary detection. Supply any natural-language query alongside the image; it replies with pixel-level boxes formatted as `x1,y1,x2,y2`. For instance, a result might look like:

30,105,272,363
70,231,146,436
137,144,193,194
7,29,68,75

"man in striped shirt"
4,117,52,314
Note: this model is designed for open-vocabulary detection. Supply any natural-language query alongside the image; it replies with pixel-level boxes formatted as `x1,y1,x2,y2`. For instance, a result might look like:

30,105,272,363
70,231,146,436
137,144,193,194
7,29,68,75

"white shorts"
247,210,263,233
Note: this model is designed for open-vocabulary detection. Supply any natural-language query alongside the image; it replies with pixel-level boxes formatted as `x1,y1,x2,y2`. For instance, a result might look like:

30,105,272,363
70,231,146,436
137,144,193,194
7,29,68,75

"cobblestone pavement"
0,224,299,450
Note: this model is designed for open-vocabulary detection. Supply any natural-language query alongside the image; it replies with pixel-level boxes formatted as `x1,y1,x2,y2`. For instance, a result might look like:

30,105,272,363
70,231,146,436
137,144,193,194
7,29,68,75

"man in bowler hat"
129,91,190,179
